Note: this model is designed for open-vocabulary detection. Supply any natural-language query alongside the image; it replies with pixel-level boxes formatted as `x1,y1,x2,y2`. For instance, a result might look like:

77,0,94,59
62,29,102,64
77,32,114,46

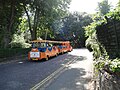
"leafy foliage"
55,12,93,47
109,58,120,72
85,0,120,74
22,0,71,40
0,48,30,59
96,0,111,15
0,0,71,47
10,33,31,48
95,58,120,73
0,0,25,48
85,16,107,58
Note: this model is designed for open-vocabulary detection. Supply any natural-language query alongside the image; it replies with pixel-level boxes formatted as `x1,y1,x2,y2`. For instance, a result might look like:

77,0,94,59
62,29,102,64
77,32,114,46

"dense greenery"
0,0,71,48
0,48,30,58
1,0,120,72
0,0,24,48
0,0,94,58
97,0,110,15
10,33,31,48
53,12,93,48
85,0,120,74
22,0,71,40
0,0,93,49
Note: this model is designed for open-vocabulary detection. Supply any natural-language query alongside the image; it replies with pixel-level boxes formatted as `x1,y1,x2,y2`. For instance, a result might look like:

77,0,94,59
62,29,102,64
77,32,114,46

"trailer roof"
31,40,70,43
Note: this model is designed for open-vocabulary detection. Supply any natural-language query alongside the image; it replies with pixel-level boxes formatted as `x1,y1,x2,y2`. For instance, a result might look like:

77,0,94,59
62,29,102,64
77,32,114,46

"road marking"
30,58,77,90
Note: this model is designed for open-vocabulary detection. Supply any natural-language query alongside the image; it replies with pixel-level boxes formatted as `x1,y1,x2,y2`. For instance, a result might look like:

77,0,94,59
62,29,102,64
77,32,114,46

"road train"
28,40,73,61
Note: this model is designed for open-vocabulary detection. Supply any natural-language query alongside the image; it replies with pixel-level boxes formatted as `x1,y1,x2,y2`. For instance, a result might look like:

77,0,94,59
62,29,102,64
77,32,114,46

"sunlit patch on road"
61,64,65,66
18,62,23,64
76,82,81,85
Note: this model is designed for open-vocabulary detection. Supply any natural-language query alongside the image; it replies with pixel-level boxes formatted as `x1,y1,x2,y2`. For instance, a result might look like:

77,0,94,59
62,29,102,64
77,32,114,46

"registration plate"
32,58,38,60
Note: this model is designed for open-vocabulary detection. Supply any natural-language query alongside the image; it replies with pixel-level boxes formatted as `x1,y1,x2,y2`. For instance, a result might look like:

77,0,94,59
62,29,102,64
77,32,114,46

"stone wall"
95,20,120,90
97,70,120,90
96,20,120,58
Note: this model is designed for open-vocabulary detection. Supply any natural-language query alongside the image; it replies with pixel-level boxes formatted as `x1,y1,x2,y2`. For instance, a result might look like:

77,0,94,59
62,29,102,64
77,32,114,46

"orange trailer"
28,40,59,61
57,41,73,53
28,40,72,61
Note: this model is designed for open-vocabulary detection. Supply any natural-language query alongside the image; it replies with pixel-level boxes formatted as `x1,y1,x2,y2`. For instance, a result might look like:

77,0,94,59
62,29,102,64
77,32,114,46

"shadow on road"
0,49,93,90
41,49,93,90
44,67,91,90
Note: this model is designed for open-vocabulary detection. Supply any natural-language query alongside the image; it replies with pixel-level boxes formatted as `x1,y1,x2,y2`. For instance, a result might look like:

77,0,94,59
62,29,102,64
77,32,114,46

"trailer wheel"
55,53,58,56
46,56,49,61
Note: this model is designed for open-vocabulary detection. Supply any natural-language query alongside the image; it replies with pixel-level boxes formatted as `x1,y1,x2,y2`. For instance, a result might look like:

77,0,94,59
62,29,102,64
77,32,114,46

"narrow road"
38,49,94,90
0,49,93,90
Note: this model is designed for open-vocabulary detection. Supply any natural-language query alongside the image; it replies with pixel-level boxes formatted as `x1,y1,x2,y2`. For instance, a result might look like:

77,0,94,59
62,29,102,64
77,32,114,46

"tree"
0,0,24,48
22,0,71,40
97,0,111,15
0,0,71,47
55,12,93,48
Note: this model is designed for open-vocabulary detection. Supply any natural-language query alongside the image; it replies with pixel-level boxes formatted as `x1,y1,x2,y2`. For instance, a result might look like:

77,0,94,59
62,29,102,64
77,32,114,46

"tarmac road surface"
36,49,94,90
0,49,94,90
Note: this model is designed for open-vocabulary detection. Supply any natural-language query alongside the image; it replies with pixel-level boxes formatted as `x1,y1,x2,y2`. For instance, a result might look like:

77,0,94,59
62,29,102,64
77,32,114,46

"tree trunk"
2,33,11,48
2,0,15,48
31,30,36,40
32,8,39,40
23,3,32,39
23,3,38,40
8,0,14,32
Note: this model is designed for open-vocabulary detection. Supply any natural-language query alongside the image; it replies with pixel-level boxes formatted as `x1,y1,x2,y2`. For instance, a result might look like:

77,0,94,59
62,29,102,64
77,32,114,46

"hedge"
0,48,31,58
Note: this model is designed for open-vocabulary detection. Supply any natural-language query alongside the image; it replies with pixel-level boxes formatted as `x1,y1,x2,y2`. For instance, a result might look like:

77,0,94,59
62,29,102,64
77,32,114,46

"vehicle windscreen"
32,42,46,48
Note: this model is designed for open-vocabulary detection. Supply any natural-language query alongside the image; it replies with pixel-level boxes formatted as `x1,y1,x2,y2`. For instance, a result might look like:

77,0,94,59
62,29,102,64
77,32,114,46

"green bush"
109,58,120,72
10,42,31,48
85,10,120,73
0,48,31,58
10,33,31,48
